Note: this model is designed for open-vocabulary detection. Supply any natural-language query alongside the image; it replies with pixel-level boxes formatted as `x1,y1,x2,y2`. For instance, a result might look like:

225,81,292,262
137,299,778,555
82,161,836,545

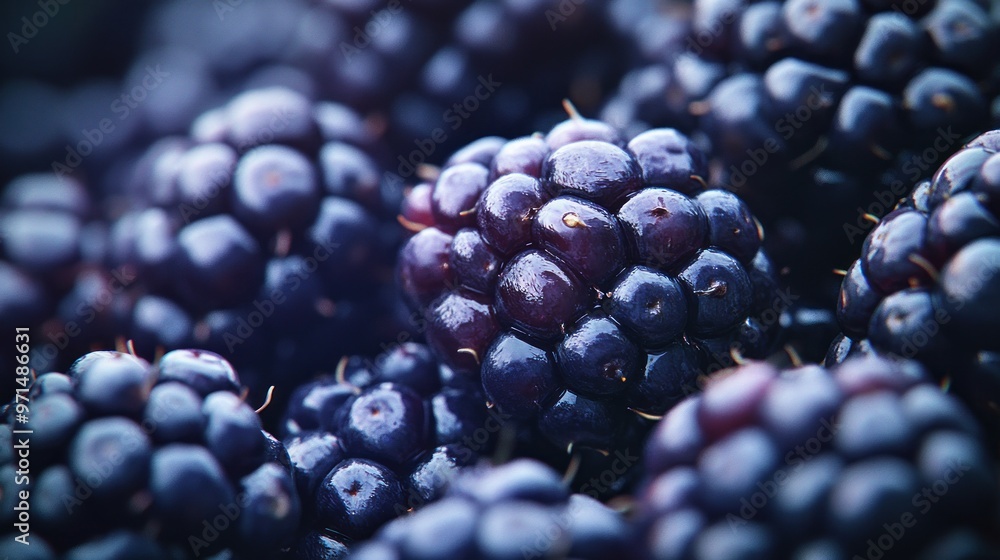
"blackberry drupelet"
601,0,1000,305
347,458,630,560
397,116,786,455
831,130,1000,430
0,349,300,558
280,342,492,554
633,356,1000,560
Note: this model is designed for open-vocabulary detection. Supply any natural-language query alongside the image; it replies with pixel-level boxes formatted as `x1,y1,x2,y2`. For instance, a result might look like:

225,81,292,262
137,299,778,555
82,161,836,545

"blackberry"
601,0,1000,305
397,116,786,456
347,458,630,560
831,130,1000,429
70,86,407,405
0,348,300,558
633,356,1000,559
280,342,492,553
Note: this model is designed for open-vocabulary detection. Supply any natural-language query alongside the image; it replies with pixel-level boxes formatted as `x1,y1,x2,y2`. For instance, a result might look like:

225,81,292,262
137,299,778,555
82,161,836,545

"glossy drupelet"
601,0,1000,305
0,349,299,558
347,458,630,560
397,118,786,455
830,129,1000,429
280,342,492,555
633,356,1000,560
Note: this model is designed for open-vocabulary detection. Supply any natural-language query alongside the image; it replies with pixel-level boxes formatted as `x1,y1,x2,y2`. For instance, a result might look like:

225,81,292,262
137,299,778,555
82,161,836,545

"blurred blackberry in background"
633,357,1000,559
0,173,111,404
0,349,300,558
346,458,630,560
387,0,629,164
397,115,787,464
601,0,1000,307
10,86,407,413
830,130,1000,434
280,342,490,553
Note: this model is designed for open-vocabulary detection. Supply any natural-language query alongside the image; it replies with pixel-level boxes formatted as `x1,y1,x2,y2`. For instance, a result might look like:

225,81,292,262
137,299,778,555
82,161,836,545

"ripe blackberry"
832,129,1000,428
601,0,1000,305
0,349,300,558
397,116,786,455
633,356,1000,559
74,86,407,404
280,342,492,553
347,458,630,560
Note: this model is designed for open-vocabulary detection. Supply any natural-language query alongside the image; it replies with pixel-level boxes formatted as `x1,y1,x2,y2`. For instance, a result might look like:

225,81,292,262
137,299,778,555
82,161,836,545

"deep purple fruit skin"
678,249,753,337
495,250,588,341
481,333,559,420
608,266,688,350
476,173,548,256
490,136,549,180
860,208,932,295
627,341,705,416
315,459,404,538
232,145,318,231
544,141,643,209
938,238,1000,350
537,390,621,451
836,261,881,340
175,142,236,217
556,313,643,397
696,189,762,264
175,214,265,309
544,118,623,150
399,228,455,307
618,188,707,271
339,383,429,468
450,228,502,295
426,292,499,373
925,192,1000,265
627,128,708,195
531,196,626,285
431,163,490,233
